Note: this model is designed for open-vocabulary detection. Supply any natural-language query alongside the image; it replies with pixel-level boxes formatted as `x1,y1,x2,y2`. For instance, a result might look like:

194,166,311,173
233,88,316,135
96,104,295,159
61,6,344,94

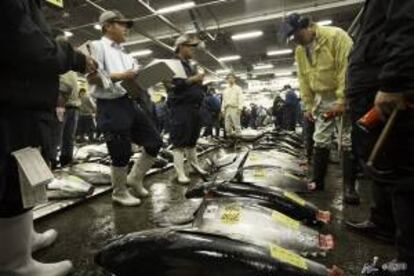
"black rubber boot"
342,150,360,205
310,147,330,191
59,155,72,167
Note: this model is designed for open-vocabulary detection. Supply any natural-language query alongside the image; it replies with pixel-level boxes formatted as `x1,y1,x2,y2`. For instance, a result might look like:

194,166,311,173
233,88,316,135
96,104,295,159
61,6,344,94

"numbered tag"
250,153,259,161
203,205,219,219
270,244,308,270
220,205,241,225
271,211,300,230
253,168,267,178
284,191,306,206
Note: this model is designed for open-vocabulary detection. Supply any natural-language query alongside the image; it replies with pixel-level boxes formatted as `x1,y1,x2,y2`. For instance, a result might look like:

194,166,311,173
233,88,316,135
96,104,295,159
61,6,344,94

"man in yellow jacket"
280,14,357,201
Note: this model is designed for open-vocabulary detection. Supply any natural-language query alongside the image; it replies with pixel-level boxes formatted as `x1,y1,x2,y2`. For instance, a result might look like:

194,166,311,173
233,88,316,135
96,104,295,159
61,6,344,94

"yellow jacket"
295,25,353,112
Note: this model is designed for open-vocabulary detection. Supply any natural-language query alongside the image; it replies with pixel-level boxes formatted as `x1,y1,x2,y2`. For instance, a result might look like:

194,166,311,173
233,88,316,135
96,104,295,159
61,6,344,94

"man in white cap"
167,34,207,184
221,73,243,138
88,10,162,206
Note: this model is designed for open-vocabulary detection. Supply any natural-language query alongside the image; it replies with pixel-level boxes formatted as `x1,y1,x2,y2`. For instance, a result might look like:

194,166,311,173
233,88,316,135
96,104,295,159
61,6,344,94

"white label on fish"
203,205,219,219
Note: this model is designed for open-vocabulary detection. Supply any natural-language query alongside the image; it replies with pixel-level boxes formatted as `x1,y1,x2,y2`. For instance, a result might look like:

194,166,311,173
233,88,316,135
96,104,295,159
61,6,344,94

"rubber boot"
308,147,330,191
173,149,191,184
0,211,73,276
342,150,360,205
111,166,141,206
31,228,58,253
185,147,208,175
127,152,156,198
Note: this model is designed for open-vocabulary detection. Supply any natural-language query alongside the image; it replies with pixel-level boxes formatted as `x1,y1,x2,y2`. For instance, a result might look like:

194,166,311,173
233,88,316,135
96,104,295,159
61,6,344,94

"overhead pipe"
81,0,219,76
136,0,182,34
347,5,365,38
136,0,228,70
123,0,364,47
67,0,234,31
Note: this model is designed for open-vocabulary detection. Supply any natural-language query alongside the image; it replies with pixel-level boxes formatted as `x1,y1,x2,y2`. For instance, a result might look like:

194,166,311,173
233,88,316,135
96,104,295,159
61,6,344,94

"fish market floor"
35,151,396,276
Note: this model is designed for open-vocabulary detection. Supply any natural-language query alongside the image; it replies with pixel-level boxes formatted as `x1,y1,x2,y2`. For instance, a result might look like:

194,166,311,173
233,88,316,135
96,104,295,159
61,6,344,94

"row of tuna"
46,140,218,199
96,130,344,276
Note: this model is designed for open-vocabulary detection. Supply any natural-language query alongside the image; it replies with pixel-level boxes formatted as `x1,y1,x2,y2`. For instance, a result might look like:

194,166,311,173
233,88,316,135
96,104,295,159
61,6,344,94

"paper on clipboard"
147,59,187,79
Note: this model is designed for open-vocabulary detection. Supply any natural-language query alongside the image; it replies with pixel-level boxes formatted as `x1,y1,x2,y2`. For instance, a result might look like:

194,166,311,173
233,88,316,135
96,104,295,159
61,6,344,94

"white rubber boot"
0,211,73,276
127,152,156,198
173,149,191,184
186,147,208,175
111,166,141,206
31,228,58,253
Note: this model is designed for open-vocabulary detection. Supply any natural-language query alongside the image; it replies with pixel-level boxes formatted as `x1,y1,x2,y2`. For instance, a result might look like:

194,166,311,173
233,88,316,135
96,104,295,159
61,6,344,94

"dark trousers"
37,111,60,168
0,109,54,217
60,107,79,163
284,105,297,131
170,104,201,148
274,110,284,129
97,96,162,167
350,91,414,264
303,119,315,161
77,115,96,141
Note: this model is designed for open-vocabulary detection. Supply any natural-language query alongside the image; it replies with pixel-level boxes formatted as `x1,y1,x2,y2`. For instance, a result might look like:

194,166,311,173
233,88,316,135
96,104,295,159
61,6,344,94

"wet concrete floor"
34,150,396,276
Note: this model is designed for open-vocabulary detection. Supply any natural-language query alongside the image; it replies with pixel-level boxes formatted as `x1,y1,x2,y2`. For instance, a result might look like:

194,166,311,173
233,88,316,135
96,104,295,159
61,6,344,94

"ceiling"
44,0,364,79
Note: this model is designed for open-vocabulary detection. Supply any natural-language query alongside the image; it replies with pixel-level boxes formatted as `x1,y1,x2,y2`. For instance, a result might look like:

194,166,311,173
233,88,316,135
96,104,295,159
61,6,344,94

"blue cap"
279,13,308,42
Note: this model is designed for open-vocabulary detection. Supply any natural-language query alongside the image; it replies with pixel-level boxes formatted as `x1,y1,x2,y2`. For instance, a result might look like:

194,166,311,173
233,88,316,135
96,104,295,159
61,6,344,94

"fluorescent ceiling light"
216,69,231,74
157,2,195,15
218,55,241,62
94,24,101,30
64,31,73,38
317,20,333,26
130,49,153,57
232,31,263,41
253,64,274,70
267,49,293,56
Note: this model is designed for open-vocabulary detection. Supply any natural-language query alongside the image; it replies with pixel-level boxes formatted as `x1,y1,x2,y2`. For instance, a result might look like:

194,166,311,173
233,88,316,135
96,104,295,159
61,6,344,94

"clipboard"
121,61,175,98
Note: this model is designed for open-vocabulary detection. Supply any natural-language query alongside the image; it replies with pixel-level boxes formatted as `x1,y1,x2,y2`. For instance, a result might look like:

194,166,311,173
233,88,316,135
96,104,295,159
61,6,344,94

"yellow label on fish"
46,0,64,8
253,168,267,178
284,192,306,206
220,205,241,225
270,244,308,270
250,153,259,161
284,172,301,181
271,211,300,230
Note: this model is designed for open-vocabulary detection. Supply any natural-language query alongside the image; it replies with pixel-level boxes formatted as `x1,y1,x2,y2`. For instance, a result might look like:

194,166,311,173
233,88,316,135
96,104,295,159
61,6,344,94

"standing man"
0,0,96,275
89,11,162,206
346,1,414,273
77,88,97,143
283,85,299,131
59,69,81,166
221,73,244,138
155,96,167,133
201,87,221,137
167,34,207,184
272,94,285,130
279,13,355,194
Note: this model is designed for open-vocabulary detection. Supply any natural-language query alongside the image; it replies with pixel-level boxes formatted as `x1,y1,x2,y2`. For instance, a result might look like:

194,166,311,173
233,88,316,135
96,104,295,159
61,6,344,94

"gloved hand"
374,91,406,118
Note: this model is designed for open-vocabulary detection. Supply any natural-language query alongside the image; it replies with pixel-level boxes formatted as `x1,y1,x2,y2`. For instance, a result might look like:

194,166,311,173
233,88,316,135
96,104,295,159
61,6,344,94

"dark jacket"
285,89,298,106
167,58,204,107
272,96,284,116
347,0,414,98
0,0,86,110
